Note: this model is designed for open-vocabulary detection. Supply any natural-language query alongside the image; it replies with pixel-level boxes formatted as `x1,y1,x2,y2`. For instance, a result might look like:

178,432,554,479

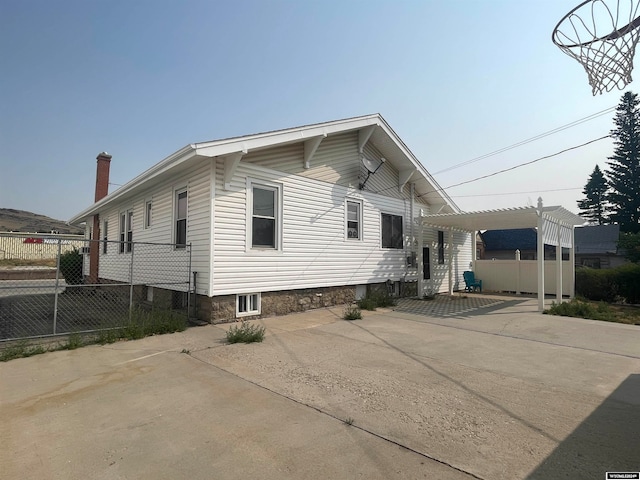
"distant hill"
0,208,83,234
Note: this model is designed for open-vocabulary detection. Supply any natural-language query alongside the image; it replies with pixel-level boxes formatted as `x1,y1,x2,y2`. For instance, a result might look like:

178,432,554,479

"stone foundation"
206,285,356,324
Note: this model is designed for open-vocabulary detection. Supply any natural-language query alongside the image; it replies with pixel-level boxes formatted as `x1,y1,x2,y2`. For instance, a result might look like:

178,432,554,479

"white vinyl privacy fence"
474,259,573,296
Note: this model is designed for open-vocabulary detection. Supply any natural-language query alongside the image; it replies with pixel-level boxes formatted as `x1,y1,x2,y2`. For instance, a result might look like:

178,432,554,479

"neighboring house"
480,228,562,260
574,224,626,268
69,114,471,322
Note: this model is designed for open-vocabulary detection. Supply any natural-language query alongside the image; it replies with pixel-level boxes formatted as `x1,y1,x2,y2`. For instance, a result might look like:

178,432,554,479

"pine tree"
607,91,640,233
577,165,609,224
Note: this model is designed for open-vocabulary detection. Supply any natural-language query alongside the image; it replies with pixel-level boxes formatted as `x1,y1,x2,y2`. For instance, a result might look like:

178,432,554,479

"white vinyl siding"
95,159,212,295
213,161,417,295
244,132,360,187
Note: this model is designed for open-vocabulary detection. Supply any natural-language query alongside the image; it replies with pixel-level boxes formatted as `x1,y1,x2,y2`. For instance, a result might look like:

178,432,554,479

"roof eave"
68,145,197,224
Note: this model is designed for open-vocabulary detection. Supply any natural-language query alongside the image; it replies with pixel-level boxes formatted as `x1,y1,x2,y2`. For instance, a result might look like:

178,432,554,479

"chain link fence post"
52,239,62,335
129,241,135,323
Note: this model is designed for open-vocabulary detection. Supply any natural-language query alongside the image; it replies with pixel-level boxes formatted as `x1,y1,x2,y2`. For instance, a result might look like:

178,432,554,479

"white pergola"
419,198,585,312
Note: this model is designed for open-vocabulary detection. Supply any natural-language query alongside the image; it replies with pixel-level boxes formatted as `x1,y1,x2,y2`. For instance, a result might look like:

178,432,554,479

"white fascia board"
68,145,197,224
193,115,380,158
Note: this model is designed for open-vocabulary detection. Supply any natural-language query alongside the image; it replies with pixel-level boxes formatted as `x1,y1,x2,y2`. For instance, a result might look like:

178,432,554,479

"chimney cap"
97,152,112,159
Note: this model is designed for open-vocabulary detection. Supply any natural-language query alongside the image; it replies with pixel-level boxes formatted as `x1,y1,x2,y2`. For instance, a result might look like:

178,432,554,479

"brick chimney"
90,152,112,283
95,152,112,202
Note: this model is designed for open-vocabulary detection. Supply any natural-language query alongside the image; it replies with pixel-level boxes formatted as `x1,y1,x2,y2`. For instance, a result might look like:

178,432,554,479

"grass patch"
0,308,189,362
343,304,362,320
226,320,265,344
357,291,397,311
544,298,640,325
344,417,354,426
0,341,49,361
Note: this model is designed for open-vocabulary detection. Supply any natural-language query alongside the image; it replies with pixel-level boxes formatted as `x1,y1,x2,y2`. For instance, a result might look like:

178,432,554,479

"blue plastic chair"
463,271,482,293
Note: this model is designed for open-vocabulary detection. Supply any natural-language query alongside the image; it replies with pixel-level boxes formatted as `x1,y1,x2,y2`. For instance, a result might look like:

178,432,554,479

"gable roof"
481,228,538,251
69,114,458,224
574,224,620,254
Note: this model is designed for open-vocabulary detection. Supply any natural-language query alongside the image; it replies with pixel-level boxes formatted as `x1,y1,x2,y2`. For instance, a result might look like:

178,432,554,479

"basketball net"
553,0,640,95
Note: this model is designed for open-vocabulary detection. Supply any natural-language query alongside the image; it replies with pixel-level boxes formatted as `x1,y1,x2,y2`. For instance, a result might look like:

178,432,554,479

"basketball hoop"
552,0,640,95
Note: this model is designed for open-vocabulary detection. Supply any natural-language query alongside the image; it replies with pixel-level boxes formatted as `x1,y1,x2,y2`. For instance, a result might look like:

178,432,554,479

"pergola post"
569,227,576,299
537,197,545,312
471,230,477,269
417,210,424,298
556,220,563,303
447,227,453,295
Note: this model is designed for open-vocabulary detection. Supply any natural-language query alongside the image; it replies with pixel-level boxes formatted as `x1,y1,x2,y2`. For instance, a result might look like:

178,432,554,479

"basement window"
237,293,261,317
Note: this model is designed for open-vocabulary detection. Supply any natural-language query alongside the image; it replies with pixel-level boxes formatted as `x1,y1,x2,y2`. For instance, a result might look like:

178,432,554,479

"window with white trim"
249,181,281,250
237,293,261,316
175,189,187,248
381,213,403,249
145,200,152,229
119,209,133,253
346,200,362,240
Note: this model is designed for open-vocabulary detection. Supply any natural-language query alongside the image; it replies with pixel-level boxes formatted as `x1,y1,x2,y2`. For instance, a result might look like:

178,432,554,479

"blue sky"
0,0,629,221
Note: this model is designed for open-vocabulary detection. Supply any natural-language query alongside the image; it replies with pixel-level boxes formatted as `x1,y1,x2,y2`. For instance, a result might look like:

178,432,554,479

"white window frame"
119,209,133,254
345,199,363,241
380,212,404,249
247,178,283,252
174,188,188,249
236,293,261,317
144,199,153,229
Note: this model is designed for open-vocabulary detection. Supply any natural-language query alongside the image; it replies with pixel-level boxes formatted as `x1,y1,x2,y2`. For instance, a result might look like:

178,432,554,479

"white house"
69,114,472,322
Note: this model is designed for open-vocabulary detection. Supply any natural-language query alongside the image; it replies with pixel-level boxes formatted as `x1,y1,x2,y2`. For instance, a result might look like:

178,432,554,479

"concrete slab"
1,302,638,479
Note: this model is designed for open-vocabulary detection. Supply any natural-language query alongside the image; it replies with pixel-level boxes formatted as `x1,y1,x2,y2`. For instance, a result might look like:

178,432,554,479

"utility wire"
416,135,611,199
449,186,582,198
433,106,615,174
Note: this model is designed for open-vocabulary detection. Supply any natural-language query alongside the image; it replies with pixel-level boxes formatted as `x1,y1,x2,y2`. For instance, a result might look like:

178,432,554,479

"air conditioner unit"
79,246,91,255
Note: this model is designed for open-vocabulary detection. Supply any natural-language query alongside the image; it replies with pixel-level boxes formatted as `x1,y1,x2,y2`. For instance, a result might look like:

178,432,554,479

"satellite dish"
359,156,386,190
362,156,379,174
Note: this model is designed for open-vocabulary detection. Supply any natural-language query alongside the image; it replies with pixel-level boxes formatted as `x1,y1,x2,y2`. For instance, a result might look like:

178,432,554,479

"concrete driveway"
1,296,639,479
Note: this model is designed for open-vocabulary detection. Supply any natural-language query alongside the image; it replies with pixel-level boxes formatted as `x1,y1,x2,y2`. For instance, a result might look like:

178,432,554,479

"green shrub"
544,298,616,322
576,264,640,304
357,297,377,311
575,267,618,302
357,291,397,311
615,263,640,304
226,321,265,344
59,249,84,285
343,304,362,320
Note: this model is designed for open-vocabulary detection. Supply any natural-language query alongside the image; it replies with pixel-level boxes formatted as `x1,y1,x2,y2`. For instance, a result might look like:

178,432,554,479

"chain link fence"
0,234,192,341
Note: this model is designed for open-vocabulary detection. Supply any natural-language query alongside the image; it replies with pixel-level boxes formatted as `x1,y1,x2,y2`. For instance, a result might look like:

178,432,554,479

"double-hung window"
251,184,278,249
381,213,403,249
346,200,362,240
119,210,133,253
175,190,187,248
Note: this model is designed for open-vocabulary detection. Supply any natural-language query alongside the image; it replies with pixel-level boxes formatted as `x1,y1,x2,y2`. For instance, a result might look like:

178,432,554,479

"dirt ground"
1,297,639,479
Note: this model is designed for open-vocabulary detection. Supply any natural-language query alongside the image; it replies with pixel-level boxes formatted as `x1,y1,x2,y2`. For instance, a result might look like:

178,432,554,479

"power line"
417,135,611,199
433,106,615,175
449,186,582,198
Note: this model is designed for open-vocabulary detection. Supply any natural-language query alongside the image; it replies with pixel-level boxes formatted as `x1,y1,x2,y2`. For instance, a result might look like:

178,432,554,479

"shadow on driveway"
526,374,640,479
